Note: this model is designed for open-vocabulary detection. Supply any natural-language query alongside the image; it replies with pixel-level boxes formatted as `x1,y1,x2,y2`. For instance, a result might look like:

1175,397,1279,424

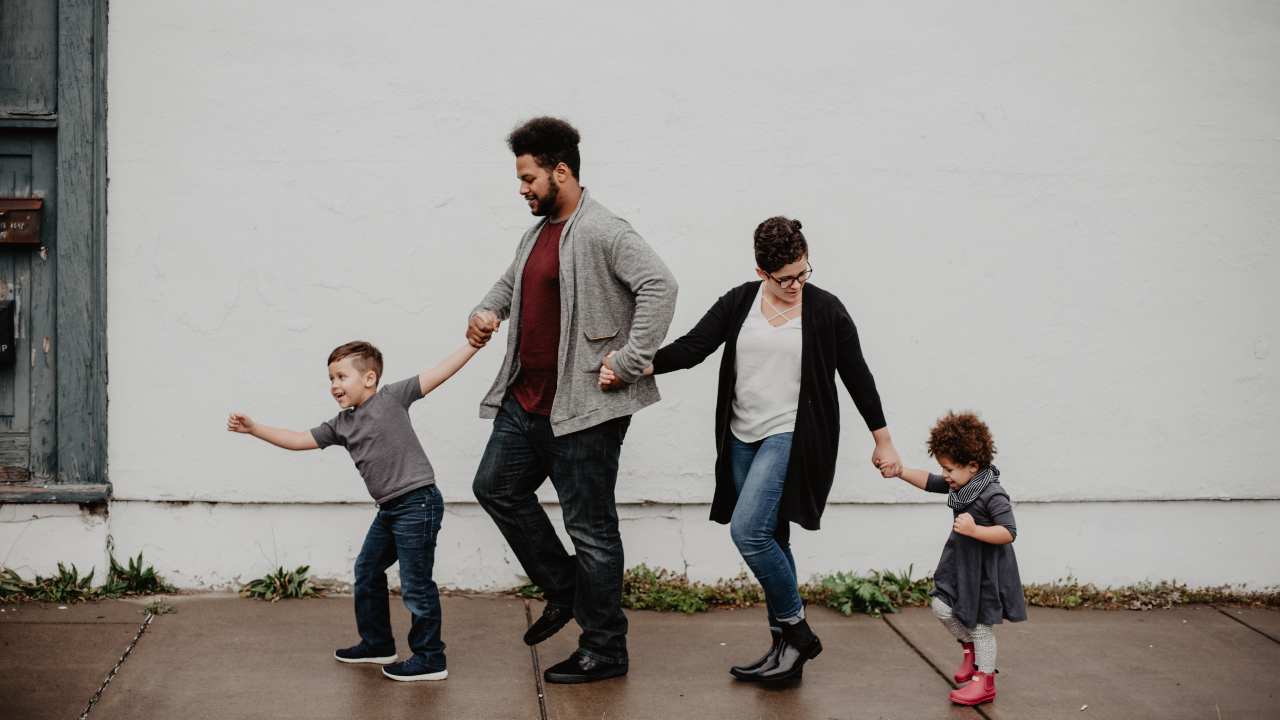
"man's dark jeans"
473,395,631,664
353,484,445,666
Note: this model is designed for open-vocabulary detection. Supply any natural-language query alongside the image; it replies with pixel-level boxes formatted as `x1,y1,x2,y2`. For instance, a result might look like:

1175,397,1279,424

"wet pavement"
2,595,1277,719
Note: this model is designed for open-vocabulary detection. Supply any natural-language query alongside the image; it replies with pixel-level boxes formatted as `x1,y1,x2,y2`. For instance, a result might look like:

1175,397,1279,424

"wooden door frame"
0,0,108,503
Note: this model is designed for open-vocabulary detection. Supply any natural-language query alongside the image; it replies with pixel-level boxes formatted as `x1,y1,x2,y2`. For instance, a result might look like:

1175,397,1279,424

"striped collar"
948,465,999,510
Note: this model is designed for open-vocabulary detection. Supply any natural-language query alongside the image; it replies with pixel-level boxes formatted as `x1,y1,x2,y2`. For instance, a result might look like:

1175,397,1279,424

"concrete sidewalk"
2,595,1277,720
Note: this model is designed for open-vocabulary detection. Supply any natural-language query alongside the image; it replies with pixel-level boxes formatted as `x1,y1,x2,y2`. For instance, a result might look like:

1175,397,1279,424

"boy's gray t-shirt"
310,376,436,505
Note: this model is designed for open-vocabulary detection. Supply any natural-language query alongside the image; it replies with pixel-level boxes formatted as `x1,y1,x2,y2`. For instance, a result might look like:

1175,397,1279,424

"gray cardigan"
472,188,678,436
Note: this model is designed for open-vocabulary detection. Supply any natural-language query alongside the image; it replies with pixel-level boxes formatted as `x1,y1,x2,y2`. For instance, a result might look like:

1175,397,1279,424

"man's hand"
598,351,626,391
467,311,501,349
872,442,902,478
227,412,255,434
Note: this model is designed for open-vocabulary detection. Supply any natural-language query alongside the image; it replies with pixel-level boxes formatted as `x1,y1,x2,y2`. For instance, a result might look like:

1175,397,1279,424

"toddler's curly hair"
927,411,996,468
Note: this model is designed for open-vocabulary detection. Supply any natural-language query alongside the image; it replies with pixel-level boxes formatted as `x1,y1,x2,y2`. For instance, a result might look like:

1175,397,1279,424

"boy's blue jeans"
353,484,445,666
727,432,803,625
472,395,631,665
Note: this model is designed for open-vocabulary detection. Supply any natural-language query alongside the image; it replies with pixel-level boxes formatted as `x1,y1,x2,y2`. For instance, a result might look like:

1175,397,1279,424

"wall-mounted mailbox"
0,199,43,246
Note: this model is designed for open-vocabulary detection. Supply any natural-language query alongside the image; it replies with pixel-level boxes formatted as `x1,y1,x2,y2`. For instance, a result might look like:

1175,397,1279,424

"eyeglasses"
766,263,814,289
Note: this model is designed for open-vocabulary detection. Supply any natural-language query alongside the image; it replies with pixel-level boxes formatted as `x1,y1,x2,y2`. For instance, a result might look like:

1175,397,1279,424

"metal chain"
78,611,155,719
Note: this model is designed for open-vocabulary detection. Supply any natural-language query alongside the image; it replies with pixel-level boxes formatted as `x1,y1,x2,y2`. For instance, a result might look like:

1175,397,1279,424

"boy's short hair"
927,411,997,468
507,116,582,178
328,341,383,382
754,216,808,273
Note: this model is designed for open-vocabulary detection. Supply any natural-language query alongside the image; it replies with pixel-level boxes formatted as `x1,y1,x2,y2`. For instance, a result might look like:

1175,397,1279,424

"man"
468,117,676,683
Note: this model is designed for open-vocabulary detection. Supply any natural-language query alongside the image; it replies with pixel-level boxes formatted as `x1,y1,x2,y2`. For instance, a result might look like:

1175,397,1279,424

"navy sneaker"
334,642,397,665
382,654,448,682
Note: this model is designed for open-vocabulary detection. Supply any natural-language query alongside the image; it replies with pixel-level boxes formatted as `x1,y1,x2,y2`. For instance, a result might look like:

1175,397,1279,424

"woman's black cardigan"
652,281,887,531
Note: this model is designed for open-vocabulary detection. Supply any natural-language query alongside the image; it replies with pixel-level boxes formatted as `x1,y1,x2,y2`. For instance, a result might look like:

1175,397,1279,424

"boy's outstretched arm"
893,466,933,491
418,342,481,397
227,413,319,451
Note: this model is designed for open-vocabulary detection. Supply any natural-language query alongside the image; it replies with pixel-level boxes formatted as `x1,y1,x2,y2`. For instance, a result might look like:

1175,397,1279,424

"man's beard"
530,181,560,217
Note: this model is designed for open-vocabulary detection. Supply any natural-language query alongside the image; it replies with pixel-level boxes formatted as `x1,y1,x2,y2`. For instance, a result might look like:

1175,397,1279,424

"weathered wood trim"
53,0,108,486
0,114,58,129
27,135,58,481
0,482,109,504
0,433,32,466
0,0,59,114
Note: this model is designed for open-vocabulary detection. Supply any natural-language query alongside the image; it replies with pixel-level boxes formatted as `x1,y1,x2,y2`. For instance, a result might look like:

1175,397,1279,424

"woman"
600,216,901,682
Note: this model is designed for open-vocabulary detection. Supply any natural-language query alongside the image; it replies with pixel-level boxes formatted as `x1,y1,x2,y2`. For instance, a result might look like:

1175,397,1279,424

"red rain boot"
949,671,996,706
952,642,975,684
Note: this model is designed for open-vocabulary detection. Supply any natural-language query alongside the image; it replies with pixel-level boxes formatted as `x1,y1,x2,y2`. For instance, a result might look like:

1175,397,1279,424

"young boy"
227,339,484,681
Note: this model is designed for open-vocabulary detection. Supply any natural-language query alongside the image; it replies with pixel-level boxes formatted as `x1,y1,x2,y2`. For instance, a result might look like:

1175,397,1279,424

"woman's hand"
871,438,901,478
952,513,976,537
598,351,624,390
599,351,655,391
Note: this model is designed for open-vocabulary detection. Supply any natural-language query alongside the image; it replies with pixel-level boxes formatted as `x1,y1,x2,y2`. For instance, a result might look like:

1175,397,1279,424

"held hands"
871,443,902,478
227,412,255,434
467,311,501,349
598,351,625,391
952,512,977,537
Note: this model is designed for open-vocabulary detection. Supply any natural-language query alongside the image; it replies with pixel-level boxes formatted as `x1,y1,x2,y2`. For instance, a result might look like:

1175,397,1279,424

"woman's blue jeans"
728,432,803,625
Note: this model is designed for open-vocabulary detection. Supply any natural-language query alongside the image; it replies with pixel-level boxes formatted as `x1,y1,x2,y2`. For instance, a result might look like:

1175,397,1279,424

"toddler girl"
893,411,1026,706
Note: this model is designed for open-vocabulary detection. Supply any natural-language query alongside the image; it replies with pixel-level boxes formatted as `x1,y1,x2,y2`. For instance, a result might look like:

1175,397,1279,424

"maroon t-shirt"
512,220,564,415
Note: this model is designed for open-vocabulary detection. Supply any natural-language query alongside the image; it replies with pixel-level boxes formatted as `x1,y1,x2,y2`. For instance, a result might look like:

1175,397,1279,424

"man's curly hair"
507,116,581,178
927,411,997,468
753,216,808,273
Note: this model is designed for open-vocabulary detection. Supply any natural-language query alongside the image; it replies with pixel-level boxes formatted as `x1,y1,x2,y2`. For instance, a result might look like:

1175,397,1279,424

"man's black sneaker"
543,651,628,684
382,654,448,682
334,642,397,665
523,604,574,646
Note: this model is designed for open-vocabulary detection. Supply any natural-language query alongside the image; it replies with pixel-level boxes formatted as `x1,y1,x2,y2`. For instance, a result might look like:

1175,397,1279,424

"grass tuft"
512,565,1280,616
103,552,177,597
0,553,177,604
240,565,320,602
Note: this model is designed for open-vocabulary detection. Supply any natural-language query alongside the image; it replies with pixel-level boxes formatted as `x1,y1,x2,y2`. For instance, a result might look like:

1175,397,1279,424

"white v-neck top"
730,284,803,443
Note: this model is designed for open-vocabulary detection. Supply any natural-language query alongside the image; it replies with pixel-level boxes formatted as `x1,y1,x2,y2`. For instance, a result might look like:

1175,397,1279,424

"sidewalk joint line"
524,600,550,720
881,614,990,719
78,610,156,719
1213,605,1280,644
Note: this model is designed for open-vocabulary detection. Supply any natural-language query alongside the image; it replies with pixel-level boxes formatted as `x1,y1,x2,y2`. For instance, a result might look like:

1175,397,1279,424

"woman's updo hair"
753,216,808,273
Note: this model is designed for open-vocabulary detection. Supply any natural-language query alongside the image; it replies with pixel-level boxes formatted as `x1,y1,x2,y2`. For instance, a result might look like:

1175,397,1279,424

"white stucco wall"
14,1,1276,588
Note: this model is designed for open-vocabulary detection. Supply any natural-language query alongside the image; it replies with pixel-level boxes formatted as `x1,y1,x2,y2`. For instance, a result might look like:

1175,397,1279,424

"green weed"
240,565,320,602
25,563,98,603
102,552,176,597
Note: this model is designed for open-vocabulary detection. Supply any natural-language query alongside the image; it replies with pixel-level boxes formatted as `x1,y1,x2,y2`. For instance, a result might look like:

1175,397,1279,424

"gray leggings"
931,597,996,673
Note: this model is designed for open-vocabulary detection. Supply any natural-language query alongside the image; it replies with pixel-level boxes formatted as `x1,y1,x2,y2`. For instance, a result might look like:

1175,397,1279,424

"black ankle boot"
729,626,783,681
757,619,822,683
